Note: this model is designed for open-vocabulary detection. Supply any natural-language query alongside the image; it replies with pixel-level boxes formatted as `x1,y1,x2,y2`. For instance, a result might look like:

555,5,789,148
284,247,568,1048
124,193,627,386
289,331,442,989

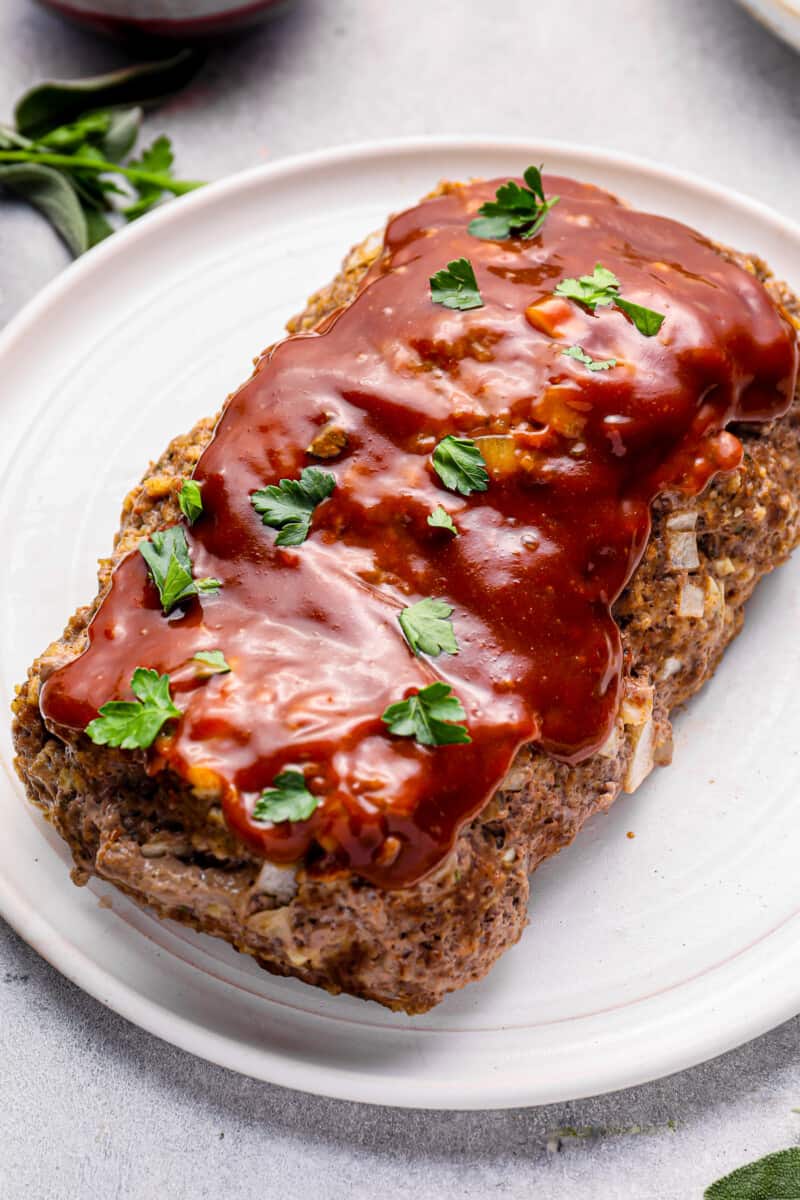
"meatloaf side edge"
11,213,800,1014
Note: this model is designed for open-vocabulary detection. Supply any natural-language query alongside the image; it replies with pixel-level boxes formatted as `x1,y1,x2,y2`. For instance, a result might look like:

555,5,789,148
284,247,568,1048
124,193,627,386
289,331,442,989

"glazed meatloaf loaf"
12,170,800,1013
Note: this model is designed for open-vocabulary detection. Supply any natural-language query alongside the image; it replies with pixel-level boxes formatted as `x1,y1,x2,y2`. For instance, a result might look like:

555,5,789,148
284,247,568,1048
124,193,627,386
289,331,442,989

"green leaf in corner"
14,50,203,140
430,257,483,310
381,682,471,747
398,598,459,657
85,667,180,750
253,770,320,824
0,163,87,255
704,1147,800,1199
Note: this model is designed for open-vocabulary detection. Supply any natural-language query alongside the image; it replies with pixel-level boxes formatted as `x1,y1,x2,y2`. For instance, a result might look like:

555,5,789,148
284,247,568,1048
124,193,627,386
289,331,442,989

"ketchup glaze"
40,176,798,887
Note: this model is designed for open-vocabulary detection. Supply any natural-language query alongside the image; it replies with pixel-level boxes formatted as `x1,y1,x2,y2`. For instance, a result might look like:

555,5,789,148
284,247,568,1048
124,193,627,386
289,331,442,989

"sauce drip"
40,176,798,887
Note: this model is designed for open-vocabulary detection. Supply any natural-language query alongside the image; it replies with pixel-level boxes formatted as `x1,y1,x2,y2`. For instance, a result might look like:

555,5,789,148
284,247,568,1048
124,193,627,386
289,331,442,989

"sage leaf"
100,107,142,162
705,1147,800,1199
0,163,87,255
15,50,202,140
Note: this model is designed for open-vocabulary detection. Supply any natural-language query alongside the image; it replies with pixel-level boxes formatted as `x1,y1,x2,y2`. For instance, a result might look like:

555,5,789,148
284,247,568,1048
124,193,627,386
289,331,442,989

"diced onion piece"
658,656,682,681
666,510,697,531
677,581,704,618
620,683,654,726
666,530,700,571
255,861,298,905
623,717,655,793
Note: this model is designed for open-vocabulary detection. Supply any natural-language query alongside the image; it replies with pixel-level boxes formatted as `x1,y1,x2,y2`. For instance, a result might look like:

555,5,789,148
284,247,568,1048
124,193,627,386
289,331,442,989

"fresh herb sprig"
140,525,221,614
251,466,336,547
562,345,617,372
193,650,230,676
469,165,559,241
427,505,459,536
555,264,665,337
430,257,483,310
0,52,202,256
399,598,459,657
382,682,471,747
432,435,489,497
85,667,180,749
178,479,203,524
253,770,320,824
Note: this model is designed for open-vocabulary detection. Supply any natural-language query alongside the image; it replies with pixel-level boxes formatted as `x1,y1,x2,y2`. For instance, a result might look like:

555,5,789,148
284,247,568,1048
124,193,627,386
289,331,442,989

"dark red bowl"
35,0,293,38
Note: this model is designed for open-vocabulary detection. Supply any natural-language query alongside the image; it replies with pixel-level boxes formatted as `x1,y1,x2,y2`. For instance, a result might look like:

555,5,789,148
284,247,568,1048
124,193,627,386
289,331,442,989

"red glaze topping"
40,176,798,887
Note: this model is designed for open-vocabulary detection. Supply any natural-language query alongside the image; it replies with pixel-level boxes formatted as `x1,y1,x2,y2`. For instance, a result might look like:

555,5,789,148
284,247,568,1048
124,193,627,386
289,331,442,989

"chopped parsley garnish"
427,505,458,535
468,164,559,241
399,598,459,658
561,344,618,372
429,257,483,310
251,466,336,547
178,478,203,523
252,770,320,824
85,667,180,749
192,649,231,676
432,435,489,496
139,525,221,614
381,682,471,747
555,264,665,337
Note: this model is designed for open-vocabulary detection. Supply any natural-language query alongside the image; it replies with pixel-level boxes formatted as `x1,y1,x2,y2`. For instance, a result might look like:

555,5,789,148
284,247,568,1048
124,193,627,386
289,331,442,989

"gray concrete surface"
1,1,799,1196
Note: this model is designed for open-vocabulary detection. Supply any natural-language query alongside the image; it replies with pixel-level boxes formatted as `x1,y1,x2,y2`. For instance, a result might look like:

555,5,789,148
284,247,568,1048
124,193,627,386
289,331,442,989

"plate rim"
2,134,800,1109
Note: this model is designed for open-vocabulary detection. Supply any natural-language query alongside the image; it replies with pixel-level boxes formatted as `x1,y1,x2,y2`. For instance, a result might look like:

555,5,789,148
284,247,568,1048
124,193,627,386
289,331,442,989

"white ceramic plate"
736,0,800,53
2,138,799,1110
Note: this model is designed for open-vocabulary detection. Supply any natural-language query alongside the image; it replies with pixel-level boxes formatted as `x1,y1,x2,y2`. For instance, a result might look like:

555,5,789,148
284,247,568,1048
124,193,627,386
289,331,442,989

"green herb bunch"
0,51,203,256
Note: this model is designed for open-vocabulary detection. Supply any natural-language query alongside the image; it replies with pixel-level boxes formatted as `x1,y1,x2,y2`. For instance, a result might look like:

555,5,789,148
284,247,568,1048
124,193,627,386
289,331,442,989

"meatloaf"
12,176,800,1013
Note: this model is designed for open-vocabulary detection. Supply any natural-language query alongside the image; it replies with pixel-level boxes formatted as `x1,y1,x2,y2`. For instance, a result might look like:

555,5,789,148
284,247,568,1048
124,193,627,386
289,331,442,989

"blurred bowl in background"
34,0,294,39
735,0,800,52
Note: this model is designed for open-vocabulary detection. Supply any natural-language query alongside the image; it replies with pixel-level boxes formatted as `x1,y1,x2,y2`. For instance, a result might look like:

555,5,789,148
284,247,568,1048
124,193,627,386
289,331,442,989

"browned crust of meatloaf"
11,199,800,1014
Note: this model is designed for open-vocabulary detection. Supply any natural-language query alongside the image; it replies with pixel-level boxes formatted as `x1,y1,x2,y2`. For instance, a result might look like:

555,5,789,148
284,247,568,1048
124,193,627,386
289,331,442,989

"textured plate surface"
1,138,799,1109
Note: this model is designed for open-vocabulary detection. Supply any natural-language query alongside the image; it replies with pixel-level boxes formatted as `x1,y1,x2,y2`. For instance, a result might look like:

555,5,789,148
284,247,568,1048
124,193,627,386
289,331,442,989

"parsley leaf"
252,770,320,824
429,257,483,310
139,525,221,613
122,134,175,220
555,263,665,337
427,505,458,535
178,478,203,523
432,435,489,497
381,682,471,747
469,164,559,241
399,598,459,657
614,296,665,336
85,667,180,749
561,345,617,372
251,466,336,547
192,649,230,676
555,263,620,310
